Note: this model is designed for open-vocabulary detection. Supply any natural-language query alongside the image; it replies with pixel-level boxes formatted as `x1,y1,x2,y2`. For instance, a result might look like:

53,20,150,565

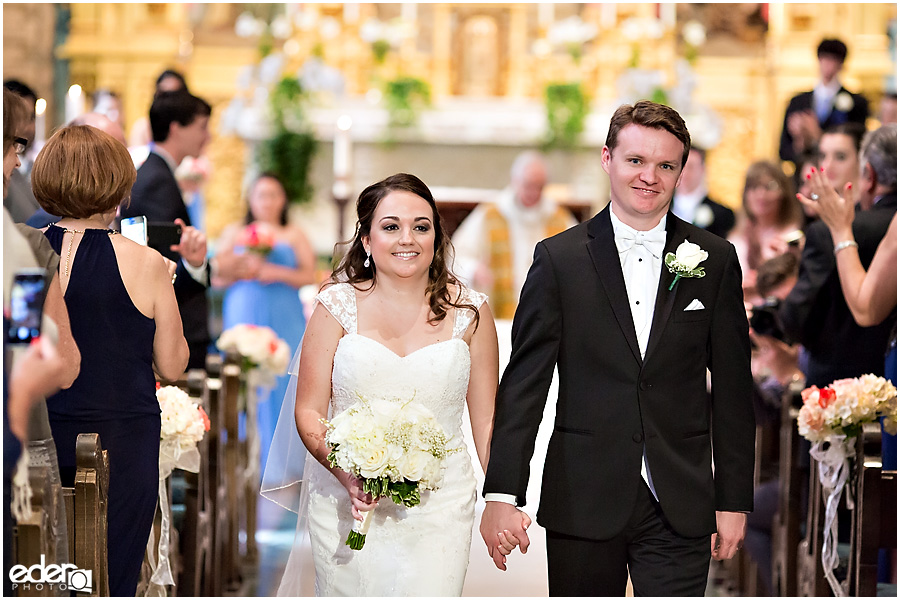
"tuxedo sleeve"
709,243,755,512
848,94,869,125
483,241,562,507
779,220,833,346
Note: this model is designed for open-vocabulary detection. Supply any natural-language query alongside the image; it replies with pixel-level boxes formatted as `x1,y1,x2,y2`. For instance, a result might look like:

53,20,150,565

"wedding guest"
266,173,499,595
728,160,805,302
672,147,735,238
819,122,865,198
451,151,576,319
779,38,868,169
128,68,188,148
2,80,40,223
212,173,316,471
798,133,897,470
780,124,896,388
879,92,897,125
121,90,211,369
34,125,189,596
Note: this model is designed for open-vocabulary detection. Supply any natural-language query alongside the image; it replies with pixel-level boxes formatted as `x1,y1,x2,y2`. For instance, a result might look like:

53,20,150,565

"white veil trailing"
260,341,319,596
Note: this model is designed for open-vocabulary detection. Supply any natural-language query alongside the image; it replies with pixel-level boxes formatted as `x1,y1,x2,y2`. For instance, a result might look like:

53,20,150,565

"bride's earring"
364,251,371,268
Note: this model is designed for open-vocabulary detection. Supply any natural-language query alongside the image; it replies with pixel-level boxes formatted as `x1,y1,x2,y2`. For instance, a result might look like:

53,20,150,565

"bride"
265,173,502,595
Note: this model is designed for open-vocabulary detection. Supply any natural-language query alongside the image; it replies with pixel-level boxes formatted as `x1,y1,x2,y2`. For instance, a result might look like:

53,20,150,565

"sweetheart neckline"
339,333,468,359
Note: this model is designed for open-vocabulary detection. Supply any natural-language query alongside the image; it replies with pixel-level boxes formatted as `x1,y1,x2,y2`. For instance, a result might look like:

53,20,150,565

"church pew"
220,354,245,592
847,423,897,596
797,457,831,596
64,433,110,597
204,354,226,597
176,369,213,597
13,466,58,597
772,383,805,596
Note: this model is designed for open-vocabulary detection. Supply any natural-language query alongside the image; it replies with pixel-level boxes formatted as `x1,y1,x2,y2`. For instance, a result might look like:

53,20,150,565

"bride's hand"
336,470,378,520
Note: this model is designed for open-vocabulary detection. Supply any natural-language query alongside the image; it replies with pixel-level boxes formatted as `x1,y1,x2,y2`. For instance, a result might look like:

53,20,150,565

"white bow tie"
615,229,667,259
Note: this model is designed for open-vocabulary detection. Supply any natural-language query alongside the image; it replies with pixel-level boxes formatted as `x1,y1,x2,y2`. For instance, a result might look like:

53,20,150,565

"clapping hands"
796,167,855,241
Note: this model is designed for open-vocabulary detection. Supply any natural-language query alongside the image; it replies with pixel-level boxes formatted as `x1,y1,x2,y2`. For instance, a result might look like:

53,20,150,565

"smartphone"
120,215,148,246
7,268,49,344
147,222,183,249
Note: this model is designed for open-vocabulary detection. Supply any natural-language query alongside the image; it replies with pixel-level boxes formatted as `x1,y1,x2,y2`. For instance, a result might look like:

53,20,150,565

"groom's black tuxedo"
484,206,755,544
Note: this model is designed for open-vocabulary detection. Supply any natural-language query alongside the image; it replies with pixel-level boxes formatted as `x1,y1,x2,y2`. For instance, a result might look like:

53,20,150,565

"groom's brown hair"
605,100,691,168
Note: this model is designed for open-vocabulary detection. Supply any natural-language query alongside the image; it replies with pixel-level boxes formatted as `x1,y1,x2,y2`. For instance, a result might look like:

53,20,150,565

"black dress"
44,224,160,596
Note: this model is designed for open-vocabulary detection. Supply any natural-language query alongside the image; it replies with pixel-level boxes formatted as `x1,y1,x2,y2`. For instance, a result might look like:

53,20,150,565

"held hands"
711,511,747,561
797,167,855,242
336,470,378,521
479,501,532,571
171,218,208,269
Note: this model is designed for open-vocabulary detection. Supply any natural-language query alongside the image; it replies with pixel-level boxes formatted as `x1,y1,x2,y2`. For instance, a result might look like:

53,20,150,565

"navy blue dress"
44,225,160,596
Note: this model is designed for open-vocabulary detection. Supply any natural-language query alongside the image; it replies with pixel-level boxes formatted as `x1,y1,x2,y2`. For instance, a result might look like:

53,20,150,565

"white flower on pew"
216,323,291,377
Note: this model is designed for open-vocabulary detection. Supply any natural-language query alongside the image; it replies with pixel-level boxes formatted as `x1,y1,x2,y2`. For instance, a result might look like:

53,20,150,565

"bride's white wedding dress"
284,282,486,596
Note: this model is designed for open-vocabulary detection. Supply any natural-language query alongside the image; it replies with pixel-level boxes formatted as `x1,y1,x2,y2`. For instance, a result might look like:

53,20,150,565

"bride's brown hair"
330,173,479,328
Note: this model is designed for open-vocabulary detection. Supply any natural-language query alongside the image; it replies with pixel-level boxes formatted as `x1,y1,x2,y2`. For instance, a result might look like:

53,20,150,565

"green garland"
255,77,318,205
543,82,589,151
384,76,432,130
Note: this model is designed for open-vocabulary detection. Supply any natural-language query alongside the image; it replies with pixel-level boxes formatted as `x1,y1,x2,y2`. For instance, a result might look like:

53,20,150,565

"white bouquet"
322,393,458,550
216,323,291,377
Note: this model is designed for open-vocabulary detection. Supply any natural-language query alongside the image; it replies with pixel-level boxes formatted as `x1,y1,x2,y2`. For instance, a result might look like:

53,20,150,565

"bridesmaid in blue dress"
213,173,317,470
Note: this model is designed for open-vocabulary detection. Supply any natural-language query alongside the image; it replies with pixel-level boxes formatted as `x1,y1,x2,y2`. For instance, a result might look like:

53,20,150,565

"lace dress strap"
452,286,487,339
315,283,358,334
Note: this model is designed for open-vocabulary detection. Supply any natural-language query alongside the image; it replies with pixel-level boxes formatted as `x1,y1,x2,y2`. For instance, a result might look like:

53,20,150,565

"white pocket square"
684,299,705,311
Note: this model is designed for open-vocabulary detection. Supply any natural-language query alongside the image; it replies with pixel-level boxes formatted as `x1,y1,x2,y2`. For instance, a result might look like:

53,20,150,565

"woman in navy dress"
32,125,189,596
213,173,316,470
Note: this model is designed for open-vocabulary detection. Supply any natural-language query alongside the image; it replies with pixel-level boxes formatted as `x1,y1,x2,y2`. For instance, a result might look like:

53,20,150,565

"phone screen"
7,269,48,344
121,216,148,246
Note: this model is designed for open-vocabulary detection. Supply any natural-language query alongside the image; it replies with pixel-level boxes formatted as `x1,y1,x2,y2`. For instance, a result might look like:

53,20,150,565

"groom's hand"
711,510,747,560
480,501,531,571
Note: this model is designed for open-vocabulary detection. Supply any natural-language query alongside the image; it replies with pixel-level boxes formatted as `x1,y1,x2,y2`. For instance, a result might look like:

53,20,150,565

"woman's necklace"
55,222,117,277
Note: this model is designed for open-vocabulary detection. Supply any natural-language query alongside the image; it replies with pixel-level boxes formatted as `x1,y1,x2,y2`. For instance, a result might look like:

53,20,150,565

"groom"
480,101,755,596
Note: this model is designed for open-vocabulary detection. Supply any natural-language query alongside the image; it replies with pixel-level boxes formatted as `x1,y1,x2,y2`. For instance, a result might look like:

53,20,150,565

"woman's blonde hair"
32,125,136,219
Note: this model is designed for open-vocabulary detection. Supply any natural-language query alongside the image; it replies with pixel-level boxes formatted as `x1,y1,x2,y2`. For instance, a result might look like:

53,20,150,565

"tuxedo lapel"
586,207,642,364
644,213,684,364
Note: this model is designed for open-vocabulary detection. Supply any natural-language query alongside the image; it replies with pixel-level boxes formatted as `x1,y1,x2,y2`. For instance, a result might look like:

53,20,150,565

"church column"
432,3,452,98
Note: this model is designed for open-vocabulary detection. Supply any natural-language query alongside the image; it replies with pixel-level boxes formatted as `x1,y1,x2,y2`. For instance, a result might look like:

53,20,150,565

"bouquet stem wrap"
347,509,375,550
142,441,201,596
810,435,855,597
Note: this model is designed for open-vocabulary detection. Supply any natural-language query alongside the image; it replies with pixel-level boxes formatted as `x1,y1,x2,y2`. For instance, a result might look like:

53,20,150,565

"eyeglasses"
13,137,27,155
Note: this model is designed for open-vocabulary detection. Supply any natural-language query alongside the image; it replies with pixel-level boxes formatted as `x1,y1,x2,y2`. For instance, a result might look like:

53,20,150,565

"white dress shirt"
485,210,667,507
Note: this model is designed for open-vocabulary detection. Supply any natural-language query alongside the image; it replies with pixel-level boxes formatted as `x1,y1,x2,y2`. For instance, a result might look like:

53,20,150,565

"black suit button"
633,433,643,443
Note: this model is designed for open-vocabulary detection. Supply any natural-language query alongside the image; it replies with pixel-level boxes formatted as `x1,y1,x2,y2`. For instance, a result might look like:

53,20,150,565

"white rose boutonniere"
834,92,854,113
665,240,709,290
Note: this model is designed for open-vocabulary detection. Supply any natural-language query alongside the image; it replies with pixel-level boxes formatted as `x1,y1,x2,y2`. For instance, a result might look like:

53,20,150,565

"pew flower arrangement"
151,385,212,590
322,393,459,550
216,323,291,380
797,374,897,596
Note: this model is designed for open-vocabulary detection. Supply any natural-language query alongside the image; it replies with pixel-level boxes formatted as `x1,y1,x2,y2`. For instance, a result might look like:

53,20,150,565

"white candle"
402,2,417,23
34,98,47,146
660,3,676,28
601,3,616,29
538,3,554,27
343,3,359,24
333,115,352,179
65,85,84,124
